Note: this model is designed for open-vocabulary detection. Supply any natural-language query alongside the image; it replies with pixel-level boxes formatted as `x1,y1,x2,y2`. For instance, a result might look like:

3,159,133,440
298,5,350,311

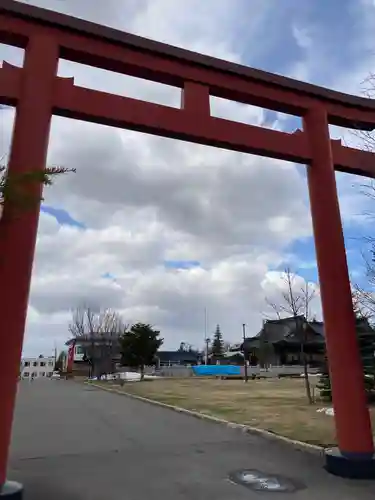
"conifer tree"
211,324,224,358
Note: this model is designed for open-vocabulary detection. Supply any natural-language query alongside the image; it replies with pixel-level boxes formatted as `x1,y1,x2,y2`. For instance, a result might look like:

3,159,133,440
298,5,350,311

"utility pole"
242,323,249,383
53,342,57,370
204,308,209,365
205,338,210,365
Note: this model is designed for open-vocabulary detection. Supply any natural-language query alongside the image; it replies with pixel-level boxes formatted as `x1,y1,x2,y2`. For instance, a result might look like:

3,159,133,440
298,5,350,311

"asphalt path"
7,379,375,499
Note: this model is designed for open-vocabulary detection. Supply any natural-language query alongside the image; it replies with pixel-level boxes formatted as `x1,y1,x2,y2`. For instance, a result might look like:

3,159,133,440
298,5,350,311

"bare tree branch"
352,284,375,319
349,74,375,310
68,305,127,378
264,298,281,320
265,267,316,320
264,267,315,404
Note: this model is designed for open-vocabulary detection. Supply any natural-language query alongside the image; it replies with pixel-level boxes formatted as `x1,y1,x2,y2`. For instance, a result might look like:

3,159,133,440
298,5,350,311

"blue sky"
238,0,373,88
41,205,86,229
39,0,375,284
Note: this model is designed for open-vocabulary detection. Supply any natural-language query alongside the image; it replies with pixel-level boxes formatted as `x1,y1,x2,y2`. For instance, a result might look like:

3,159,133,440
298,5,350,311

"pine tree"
53,351,66,373
119,323,163,380
317,313,375,402
357,317,375,397
0,164,75,213
316,349,331,401
211,324,224,359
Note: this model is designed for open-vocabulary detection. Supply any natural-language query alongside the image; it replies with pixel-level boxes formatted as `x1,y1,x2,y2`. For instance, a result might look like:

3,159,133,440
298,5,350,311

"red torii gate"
1,0,375,495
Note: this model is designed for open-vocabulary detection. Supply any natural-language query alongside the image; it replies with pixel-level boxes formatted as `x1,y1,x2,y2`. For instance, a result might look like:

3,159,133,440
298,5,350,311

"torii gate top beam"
0,0,375,177
1,0,374,128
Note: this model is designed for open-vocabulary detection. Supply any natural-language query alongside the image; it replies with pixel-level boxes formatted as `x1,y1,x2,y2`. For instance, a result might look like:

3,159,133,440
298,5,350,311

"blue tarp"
192,365,241,376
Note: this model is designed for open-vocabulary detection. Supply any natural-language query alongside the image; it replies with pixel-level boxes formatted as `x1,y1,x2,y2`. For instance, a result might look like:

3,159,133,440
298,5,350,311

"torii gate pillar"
305,108,375,477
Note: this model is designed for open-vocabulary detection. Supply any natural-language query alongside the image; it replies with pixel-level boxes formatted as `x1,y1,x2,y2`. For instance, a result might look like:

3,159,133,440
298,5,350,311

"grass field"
98,377,345,446
96,377,375,447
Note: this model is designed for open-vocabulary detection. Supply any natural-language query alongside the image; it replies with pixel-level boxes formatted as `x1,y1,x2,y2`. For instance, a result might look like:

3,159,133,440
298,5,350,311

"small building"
207,350,244,365
233,316,375,368
65,336,121,377
228,316,326,367
155,350,201,367
20,355,55,379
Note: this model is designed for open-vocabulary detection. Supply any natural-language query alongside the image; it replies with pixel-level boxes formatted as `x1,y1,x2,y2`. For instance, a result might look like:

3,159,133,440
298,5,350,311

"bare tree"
349,73,375,313
68,305,126,378
352,284,375,320
265,267,316,404
352,73,375,152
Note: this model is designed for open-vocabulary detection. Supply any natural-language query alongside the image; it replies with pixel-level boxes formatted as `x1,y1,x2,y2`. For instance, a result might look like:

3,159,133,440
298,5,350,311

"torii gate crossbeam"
0,1,375,495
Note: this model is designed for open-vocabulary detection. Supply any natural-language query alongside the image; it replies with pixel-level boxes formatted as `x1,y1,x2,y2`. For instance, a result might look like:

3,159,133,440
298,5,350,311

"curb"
87,382,325,456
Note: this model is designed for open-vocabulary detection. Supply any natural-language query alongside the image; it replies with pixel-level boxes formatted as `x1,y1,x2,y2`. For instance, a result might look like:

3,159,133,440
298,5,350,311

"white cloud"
285,1,375,233
2,0,371,356
262,269,322,321
292,25,313,51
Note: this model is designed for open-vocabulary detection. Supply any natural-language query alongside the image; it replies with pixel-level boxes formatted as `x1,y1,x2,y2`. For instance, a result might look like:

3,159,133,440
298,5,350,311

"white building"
20,356,55,379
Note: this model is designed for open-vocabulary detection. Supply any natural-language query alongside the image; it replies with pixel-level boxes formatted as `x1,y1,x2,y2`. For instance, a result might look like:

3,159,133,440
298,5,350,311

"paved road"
7,380,375,499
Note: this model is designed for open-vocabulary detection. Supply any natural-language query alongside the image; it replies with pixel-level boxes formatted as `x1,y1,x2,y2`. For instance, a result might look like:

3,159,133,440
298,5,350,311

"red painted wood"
181,81,211,118
1,62,374,175
53,80,310,162
0,61,21,105
304,107,374,455
0,35,59,484
1,6,375,127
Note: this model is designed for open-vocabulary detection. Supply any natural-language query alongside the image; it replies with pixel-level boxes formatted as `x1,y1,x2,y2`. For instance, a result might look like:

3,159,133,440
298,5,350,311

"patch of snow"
316,407,334,416
115,372,161,382
89,372,161,382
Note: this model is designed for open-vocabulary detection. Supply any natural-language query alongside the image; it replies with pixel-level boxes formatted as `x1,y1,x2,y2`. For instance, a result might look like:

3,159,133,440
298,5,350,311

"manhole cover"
229,469,305,493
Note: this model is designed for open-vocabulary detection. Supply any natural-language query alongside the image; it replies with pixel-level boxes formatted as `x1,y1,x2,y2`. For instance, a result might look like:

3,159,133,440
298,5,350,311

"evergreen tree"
317,310,375,401
211,324,224,358
54,351,66,373
356,317,375,397
316,350,331,401
119,323,163,380
0,164,75,213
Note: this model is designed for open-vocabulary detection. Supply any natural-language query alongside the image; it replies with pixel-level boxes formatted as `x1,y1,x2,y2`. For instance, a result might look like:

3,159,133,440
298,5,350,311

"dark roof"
308,321,325,337
242,337,261,349
156,351,200,362
240,316,325,349
2,0,375,129
242,316,375,349
355,317,375,334
263,317,325,338
256,316,306,342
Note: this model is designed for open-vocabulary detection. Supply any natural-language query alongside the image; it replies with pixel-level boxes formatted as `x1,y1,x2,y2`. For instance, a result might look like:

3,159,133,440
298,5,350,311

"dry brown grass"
98,377,375,447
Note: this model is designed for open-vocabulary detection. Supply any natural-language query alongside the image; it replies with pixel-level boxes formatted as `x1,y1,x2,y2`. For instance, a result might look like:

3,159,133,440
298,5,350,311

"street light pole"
242,323,249,383
204,308,209,365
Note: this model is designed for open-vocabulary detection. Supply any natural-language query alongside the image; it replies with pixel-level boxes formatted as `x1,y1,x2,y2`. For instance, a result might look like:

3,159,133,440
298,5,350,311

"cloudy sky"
1,0,375,356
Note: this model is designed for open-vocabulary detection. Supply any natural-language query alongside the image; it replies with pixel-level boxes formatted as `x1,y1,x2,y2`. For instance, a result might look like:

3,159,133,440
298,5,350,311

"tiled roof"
156,351,200,362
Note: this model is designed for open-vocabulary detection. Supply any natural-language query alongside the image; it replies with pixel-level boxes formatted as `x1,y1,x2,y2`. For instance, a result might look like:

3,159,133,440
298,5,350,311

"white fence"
118,364,319,379
243,365,320,378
